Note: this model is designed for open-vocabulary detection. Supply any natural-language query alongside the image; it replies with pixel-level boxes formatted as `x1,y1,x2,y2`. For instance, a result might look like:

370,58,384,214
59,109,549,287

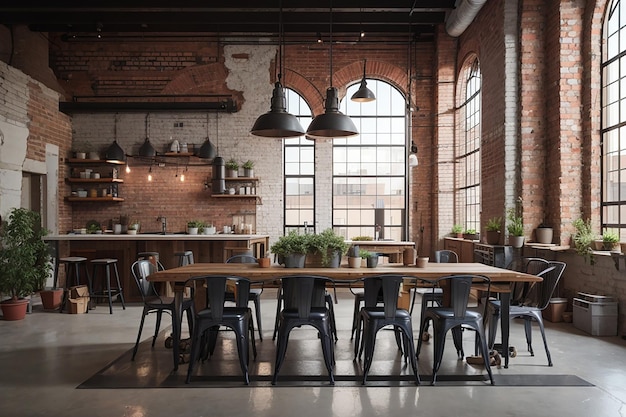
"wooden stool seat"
90,258,126,314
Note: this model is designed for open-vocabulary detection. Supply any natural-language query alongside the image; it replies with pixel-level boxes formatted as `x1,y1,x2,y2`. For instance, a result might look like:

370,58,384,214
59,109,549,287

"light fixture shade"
409,153,418,167
105,140,125,161
196,137,217,159
306,87,359,139
251,82,305,138
138,138,156,157
351,78,376,102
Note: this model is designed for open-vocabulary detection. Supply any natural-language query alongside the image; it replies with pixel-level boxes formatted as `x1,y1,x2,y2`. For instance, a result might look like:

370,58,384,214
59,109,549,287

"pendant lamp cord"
145,113,150,138
329,0,333,87
114,112,118,141
279,0,284,79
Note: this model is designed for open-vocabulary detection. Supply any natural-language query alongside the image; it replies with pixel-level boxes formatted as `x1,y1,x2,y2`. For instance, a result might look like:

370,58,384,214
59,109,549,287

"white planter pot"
535,227,553,244
348,257,361,268
187,227,198,235
509,235,525,248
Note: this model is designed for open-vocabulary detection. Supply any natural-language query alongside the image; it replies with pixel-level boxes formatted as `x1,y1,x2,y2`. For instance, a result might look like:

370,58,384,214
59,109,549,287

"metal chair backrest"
430,274,491,318
131,260,159,302
280,275,334,319
434,250,458,263
531,262,566,310
362,274,407,318
225,254,257,264
186,275,251,320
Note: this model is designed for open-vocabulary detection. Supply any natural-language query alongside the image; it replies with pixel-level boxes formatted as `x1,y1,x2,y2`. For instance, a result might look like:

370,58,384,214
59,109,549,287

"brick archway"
284,61,409,116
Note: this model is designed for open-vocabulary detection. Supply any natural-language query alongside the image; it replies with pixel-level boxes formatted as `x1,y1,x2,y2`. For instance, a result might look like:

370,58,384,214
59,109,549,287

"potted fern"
0,208,52,320
506,207,524,248
485,217,502,245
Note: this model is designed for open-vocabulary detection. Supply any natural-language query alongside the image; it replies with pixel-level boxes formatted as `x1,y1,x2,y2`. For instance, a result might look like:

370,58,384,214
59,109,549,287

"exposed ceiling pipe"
445,0,488,37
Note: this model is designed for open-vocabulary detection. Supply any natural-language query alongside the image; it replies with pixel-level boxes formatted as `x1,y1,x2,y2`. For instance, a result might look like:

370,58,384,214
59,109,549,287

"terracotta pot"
348,257,361,268
40,289,63,310
486,231,501,245
1,298,29,321
257,257,271,268
416,257,429,268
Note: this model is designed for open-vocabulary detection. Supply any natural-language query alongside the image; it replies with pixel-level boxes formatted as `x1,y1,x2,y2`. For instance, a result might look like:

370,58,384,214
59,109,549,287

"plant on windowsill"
451,224,463,238
306,229,349,268
0,208,52,320
507,201,525,248
463,228,479,241
602,228,620,251
485,217,502,245
573,218,595,265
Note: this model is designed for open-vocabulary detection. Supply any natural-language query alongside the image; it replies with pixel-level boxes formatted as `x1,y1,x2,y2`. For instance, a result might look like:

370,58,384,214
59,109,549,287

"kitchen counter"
46,233,270,302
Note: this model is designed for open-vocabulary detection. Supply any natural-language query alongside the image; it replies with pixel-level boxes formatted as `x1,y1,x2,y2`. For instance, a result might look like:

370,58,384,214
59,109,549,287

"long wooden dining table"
147,262,541,372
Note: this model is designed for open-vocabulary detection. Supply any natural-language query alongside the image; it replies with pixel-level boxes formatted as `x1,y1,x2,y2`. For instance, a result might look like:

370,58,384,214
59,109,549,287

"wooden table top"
147,262,541,284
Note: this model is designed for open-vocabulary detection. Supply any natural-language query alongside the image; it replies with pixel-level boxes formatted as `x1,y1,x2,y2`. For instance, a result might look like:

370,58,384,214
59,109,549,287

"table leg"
500,292,511,368
171,283,184,372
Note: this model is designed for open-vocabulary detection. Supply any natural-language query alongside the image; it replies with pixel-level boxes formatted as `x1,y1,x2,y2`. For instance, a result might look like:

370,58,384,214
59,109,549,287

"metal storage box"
573,292,618,336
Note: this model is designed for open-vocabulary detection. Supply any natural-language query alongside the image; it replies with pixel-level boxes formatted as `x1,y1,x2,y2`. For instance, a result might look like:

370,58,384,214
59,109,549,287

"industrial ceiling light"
317,32,323,43
306,1,358,139
196,113,217,158
250,0,305,138
105,113,126,162
138,113,157,157
351,59,376,102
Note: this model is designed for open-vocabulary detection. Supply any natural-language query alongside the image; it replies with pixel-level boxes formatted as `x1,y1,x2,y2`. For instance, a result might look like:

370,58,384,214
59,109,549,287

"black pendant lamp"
250,0,304,138
138,114,157,157
351,59,376,102
306,1,358,139
197,113,217,159
105,114,126,161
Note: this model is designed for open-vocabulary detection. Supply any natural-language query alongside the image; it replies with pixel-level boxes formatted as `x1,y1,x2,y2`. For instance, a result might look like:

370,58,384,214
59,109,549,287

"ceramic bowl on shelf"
77,190,88,198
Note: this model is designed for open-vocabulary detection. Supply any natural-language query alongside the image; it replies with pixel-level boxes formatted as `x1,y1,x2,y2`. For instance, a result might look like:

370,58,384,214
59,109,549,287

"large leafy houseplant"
271,231,310,268
573,218,595,265
306,229,349,267
0,208,51,304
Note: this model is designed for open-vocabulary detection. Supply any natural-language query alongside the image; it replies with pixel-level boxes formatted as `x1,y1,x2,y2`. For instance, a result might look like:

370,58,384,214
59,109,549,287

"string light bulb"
147,166,153,182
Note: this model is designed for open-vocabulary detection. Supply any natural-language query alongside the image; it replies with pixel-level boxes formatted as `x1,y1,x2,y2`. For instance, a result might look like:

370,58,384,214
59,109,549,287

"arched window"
456,59,481,233
602,0,626,237
284,88,315,234
334,79,407,240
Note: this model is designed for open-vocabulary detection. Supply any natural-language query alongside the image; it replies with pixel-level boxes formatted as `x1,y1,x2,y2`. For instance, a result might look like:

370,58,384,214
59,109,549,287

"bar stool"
174,251,194,266
137,251,165,271
89,258,126,314
58,256,90,313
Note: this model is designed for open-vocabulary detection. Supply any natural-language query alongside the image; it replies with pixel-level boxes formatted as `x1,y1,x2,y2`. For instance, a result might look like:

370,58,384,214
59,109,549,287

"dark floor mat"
78,332,594,389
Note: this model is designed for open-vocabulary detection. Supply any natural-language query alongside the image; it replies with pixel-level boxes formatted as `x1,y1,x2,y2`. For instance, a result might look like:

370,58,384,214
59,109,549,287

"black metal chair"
130,260,194,361
353,274,420,385
225,254,264,340
416,274,494,385
410,250,458,324
487,261,566,366
185,274,256,385
272,275,336,385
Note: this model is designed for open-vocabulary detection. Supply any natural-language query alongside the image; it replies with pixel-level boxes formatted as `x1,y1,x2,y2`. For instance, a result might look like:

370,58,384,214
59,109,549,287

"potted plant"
351,235,374,241
306,229,349,267
360,250,379,268
127,221,140,235
187,220,203,235
506,207,524,248
485,217,502,245
0,208,52,320
573,218,595,265
463,228,479,241
535,222,553,244
225,159,239,178
602,229,620,251
270,231,309,268
451,224,463,238
202,222,216,235
242,160,254,177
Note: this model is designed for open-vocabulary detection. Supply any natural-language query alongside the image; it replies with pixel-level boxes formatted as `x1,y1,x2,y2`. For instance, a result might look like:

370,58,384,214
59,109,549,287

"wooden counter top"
45,233,268,241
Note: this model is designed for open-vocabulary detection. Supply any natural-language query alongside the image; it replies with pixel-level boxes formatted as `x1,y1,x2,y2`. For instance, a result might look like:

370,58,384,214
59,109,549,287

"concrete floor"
1,289,626,417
